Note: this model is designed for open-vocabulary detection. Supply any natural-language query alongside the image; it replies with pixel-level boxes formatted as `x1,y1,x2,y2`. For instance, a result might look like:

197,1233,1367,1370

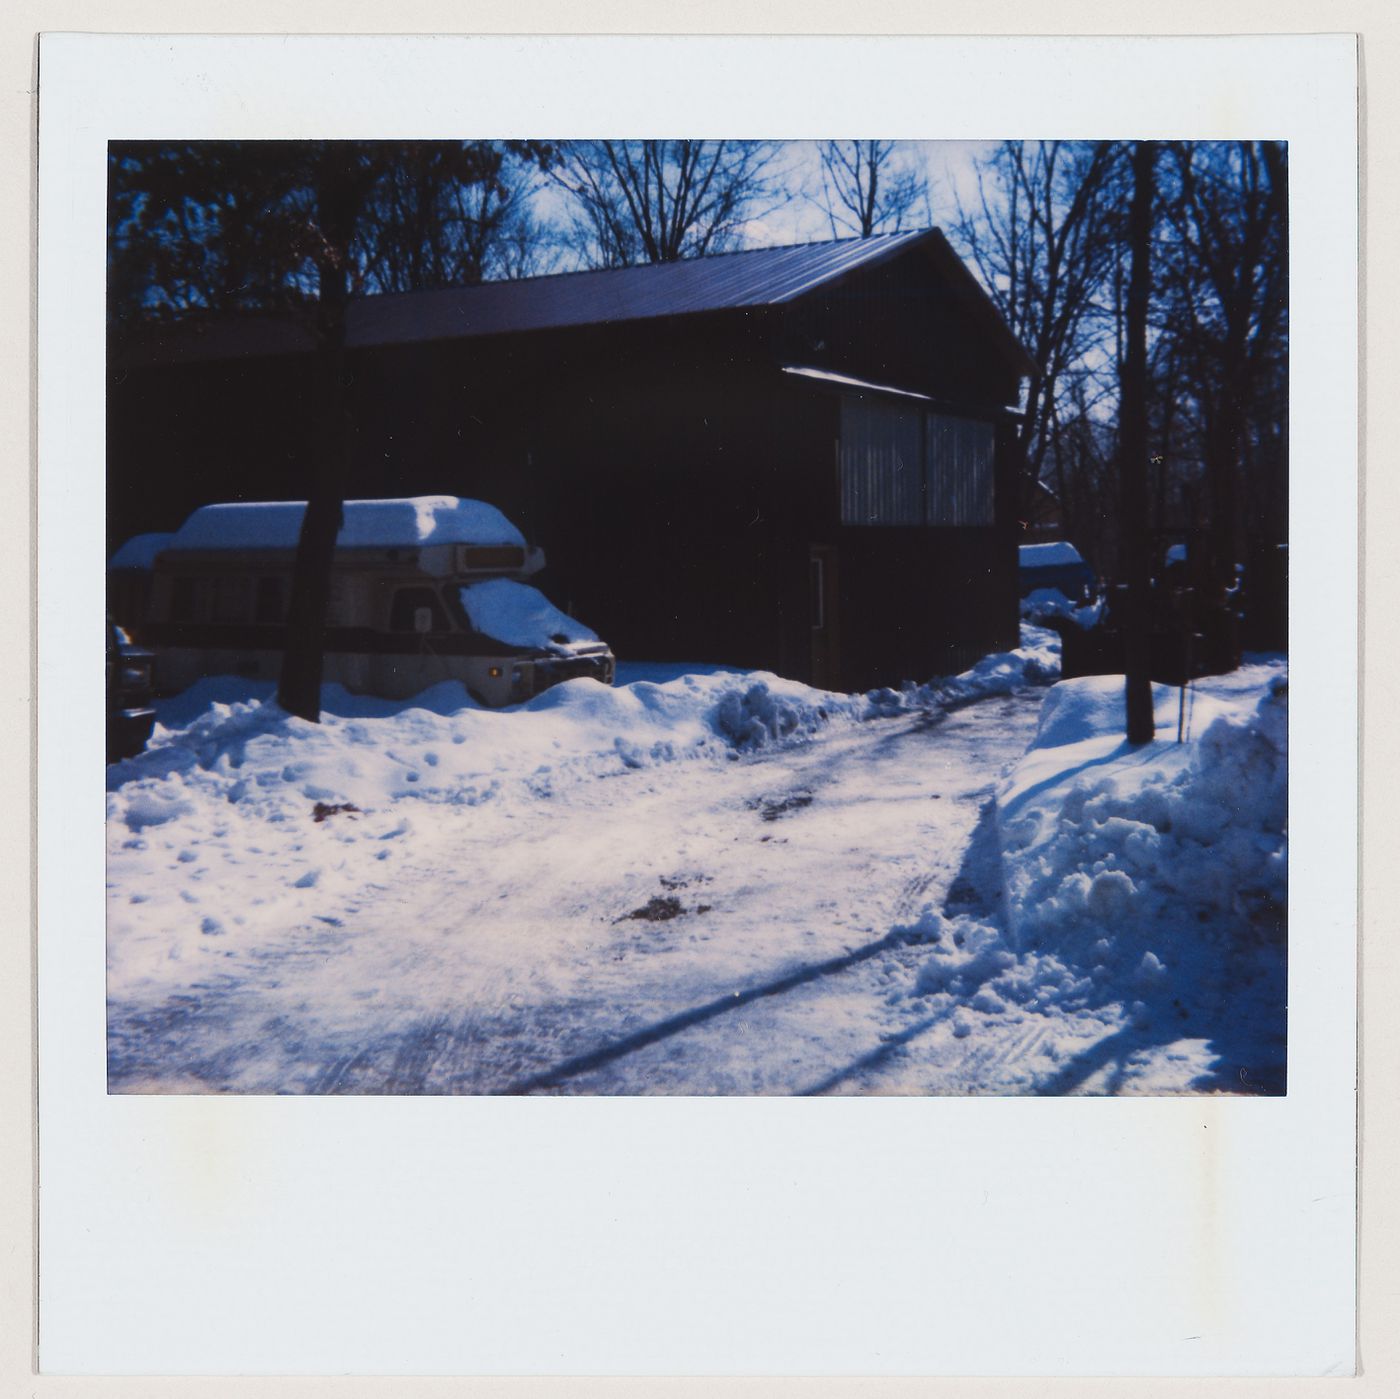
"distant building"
109,230,1036,691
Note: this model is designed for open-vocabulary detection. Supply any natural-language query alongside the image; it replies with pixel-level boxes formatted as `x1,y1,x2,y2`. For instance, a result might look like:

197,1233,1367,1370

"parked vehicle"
107,618,156,761
131,496,615,707
1017,540,1096,603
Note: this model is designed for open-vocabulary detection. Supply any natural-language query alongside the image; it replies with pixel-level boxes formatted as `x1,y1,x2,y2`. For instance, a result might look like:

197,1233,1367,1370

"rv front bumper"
521,649,615,698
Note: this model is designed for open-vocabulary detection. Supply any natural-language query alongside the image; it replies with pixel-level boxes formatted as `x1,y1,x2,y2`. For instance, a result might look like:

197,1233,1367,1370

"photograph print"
104,138,1288,1096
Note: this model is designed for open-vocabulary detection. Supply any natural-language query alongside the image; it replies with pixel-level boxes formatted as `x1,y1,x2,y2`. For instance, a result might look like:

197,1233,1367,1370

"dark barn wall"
778,247,1022,412
831,527,1019,690
108,352,315,554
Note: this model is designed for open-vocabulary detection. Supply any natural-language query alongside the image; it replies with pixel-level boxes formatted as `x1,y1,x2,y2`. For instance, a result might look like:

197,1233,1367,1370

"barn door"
809,544,841,690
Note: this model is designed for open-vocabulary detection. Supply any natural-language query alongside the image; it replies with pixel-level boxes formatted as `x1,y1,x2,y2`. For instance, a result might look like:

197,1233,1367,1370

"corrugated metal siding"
927,414,995,526
839,397,995,527
839,398,924,525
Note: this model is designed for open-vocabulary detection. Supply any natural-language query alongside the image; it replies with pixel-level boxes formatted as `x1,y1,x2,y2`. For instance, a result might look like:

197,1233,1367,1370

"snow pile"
934,624,1061,701
712,681,856,750
1001,672,1286,957
459,579,599,651
867,624,1061,715
961,664,1287,1088
1019,587,1104,630
168,496,526,551
883,662,1287,1093
107,668,865,827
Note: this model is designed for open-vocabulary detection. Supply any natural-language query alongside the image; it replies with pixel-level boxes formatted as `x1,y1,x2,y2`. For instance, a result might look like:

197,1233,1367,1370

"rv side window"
170,577,203,623
390,587,449,634
255,576,287,624
211,575,251,623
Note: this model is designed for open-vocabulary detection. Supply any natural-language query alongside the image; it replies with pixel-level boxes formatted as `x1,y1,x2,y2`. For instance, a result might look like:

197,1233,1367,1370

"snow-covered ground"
106,628,1286,1095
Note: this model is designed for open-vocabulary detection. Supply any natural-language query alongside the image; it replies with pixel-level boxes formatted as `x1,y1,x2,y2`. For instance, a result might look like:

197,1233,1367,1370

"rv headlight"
488,665,503,679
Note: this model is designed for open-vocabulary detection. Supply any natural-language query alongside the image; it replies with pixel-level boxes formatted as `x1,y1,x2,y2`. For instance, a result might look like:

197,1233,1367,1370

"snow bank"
1002,671,1286,954
168,496,526,551
866,624,1061,715
885,662,1287,1093
459,579,598,651
108,669,867,825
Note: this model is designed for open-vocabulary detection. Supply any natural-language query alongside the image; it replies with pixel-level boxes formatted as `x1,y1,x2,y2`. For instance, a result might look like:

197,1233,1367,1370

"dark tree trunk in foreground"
1120,141,1156,745
276,153,359,721
275,297,347,720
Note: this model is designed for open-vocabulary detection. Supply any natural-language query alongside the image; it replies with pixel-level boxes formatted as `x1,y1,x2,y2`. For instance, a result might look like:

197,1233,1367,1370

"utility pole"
1120,140,1156,745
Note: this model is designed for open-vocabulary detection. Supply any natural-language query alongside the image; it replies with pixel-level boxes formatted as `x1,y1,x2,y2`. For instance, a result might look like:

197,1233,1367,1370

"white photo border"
37,31,1357,1377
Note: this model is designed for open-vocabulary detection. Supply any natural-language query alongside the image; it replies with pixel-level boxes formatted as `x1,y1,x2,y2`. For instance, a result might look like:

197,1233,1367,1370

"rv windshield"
458,579,598,653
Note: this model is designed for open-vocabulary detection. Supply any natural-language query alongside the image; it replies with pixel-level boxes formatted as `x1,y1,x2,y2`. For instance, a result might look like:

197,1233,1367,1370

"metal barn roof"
352,229,930,347
120,229,1035,376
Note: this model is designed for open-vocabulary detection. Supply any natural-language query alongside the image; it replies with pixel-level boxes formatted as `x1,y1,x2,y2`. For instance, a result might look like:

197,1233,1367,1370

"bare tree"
354,142,556,292
1119,141,1157,743
547,140,782,267
1155,141,1287,589
814,140,930,238
946,140,1123,534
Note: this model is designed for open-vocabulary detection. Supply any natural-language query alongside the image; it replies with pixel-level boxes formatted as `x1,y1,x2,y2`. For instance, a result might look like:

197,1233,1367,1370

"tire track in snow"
504,693,1046,1095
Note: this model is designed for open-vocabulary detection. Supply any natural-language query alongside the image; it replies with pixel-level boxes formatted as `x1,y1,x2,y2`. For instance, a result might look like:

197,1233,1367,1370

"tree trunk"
276,150,357,722
1120,141,1156,745
275,295,348,720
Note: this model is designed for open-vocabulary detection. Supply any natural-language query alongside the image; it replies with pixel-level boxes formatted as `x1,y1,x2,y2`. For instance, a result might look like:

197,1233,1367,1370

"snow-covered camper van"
140,497,615,707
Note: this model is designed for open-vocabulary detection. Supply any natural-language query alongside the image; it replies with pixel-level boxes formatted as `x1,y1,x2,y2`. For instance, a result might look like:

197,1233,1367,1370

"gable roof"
354,229,929,346
118,229,1036,376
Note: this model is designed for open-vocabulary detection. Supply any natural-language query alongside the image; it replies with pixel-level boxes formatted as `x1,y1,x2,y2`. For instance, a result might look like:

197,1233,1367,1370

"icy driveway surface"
108,690,1052,1095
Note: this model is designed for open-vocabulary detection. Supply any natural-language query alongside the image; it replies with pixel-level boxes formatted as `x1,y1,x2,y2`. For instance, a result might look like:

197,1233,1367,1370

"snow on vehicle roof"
109,532,175,571
459,579,598,653
1018,541,1086,568
169,496,526,552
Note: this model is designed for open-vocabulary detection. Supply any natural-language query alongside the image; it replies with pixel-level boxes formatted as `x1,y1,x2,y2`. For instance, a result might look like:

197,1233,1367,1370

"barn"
109,229,1036,692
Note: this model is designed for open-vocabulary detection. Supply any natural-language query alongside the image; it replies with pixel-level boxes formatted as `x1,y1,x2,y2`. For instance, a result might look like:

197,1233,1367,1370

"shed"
109,229,1036,691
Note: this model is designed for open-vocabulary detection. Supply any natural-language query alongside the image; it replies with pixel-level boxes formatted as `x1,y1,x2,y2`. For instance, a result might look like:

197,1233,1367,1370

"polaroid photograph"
37,30,1358,1378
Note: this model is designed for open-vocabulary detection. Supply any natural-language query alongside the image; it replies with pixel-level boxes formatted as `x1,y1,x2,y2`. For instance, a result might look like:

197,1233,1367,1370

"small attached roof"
780,364,933,403
109,531,176,570
1019,541,1088,569
168,496,526,552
